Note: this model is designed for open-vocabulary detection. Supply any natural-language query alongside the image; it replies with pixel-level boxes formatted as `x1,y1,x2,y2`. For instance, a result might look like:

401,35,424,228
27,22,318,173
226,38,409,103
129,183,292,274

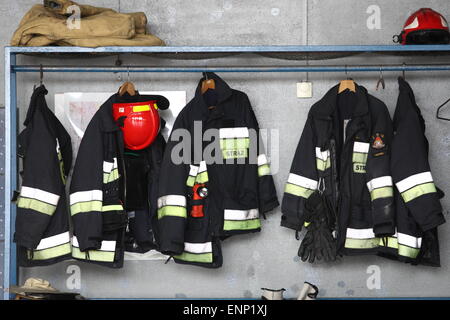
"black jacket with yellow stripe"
282,83,397,257
69,92,169,268
379,77,445,266
15,85,72,267
157,72,279,268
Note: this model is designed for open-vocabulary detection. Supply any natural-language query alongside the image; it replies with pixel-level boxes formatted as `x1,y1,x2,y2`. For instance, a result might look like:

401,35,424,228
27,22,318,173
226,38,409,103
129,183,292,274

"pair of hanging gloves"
298,191,337,263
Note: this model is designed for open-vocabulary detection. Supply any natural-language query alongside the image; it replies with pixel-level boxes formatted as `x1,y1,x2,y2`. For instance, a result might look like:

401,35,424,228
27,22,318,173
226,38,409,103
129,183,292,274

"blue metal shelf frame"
6,44,450,54
4,45,450,300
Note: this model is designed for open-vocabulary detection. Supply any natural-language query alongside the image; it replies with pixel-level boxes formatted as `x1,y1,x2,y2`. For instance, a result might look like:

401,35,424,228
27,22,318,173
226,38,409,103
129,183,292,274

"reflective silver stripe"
35,231,70,250
397,232,422,249
71,236,116,252
346,228,375,239
366,176,393,192
353,142,370,153
184,242,212,254
396,171,434,193
224,209,259,221
219,127,249,139
157,195,187,209
198,161,207,173
103,158,118,173
315,147,330,161
189,165,199,177
20,186,59,206
287,173,318,190
70,190,103,206
257,154,269,166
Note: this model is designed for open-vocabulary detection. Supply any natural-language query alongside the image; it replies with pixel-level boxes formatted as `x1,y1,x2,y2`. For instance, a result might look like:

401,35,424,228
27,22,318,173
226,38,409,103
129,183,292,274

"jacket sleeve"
281,113,318,231
157,114,189,256
69,117,104,251
244,96,279,214
365,106,396,237
391,115,445,232
15,112,64,249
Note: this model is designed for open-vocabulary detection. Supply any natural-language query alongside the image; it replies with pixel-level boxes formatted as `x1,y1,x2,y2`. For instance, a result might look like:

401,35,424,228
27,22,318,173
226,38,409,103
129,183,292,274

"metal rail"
12,63,450,73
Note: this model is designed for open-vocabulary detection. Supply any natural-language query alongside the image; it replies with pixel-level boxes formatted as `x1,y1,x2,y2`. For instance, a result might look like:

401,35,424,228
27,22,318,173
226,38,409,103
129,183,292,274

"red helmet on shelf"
112,100,160,150
394,8,450,44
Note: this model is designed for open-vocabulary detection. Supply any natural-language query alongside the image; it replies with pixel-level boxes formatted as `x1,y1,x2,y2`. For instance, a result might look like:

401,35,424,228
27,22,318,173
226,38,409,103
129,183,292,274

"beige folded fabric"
11,1,165,47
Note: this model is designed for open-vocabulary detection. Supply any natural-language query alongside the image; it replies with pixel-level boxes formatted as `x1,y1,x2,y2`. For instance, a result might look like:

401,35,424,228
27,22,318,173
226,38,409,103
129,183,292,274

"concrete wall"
1,0,450,298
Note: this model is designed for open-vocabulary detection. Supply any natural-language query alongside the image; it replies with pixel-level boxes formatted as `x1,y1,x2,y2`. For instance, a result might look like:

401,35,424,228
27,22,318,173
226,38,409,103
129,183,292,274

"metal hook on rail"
39,64,44,86
376,66,385,90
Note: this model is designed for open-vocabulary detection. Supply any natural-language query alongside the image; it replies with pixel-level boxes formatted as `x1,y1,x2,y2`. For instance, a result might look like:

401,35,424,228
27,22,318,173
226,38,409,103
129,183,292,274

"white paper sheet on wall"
54,91,186,261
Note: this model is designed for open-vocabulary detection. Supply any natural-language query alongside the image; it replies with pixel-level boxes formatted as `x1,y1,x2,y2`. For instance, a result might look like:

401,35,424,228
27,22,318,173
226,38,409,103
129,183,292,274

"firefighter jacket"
281,83,397,256
69,92,169,268
380,77,445,266
157,72,279,268
15,85,72,267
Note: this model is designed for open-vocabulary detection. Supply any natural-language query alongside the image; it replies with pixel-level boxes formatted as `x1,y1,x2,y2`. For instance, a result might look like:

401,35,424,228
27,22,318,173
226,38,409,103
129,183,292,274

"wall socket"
297,82,313,98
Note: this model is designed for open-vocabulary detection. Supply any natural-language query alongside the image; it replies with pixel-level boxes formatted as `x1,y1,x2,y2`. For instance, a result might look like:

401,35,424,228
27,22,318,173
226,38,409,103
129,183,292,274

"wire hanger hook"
376,66,385,90
39,64,43,86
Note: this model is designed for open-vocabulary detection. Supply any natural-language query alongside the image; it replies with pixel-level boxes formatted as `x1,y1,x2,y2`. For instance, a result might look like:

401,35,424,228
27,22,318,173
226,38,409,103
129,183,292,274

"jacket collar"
312,82,370,120
24,85,48,126
193,72,233,120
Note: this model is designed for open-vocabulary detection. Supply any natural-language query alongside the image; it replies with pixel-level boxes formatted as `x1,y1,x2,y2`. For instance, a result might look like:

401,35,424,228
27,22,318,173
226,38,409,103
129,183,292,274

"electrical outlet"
297,82,312,98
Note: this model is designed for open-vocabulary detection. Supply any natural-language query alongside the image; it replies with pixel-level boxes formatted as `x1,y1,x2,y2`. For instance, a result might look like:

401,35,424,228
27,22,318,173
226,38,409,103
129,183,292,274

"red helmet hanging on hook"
394,8,450,44
112,101,160,150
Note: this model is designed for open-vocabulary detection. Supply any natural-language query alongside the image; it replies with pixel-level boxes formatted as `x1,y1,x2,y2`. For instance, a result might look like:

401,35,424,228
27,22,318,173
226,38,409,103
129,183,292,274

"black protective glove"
298,192,337,263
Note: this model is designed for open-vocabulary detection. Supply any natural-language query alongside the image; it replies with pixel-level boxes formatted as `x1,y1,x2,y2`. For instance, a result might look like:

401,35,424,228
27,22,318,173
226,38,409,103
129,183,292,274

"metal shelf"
7,45,450,61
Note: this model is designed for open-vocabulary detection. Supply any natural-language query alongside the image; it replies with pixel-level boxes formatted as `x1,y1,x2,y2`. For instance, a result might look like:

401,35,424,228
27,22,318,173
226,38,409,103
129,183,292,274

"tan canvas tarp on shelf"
11,0,165,47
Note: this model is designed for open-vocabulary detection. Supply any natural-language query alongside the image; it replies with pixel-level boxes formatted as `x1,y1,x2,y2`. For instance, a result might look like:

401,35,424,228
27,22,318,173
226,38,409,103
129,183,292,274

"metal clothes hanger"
338,65,356,93
33,64,44,91
118,67,136,96
376,66,385,90
436,98,450,121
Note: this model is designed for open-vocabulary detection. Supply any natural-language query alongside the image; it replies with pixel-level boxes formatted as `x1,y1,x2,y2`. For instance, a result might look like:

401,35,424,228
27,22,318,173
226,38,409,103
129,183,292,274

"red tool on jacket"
190,184,208,218
112,101,160,150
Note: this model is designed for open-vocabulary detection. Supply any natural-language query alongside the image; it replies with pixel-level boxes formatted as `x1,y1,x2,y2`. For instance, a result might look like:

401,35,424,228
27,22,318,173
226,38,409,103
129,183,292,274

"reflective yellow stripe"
102,205,124,212
344,237,380,249
370,187,393,200
222,149,248,159
133,105,150,112
174,252,213,263
29,243,71,260
17,197,56,216
378,237,420,258
72,247,115,262
157,206,187,219
401,183,437,203
352,152,368,164
186,176,196,187
71,200,103,216
304,221,311,228
258,164,271,177
285,183,315,198
316,158,331,171
196,171,209,184
379,237,398,249
223,218,261,231
220,138,250,150
103,168,119,184
398,244,420,259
